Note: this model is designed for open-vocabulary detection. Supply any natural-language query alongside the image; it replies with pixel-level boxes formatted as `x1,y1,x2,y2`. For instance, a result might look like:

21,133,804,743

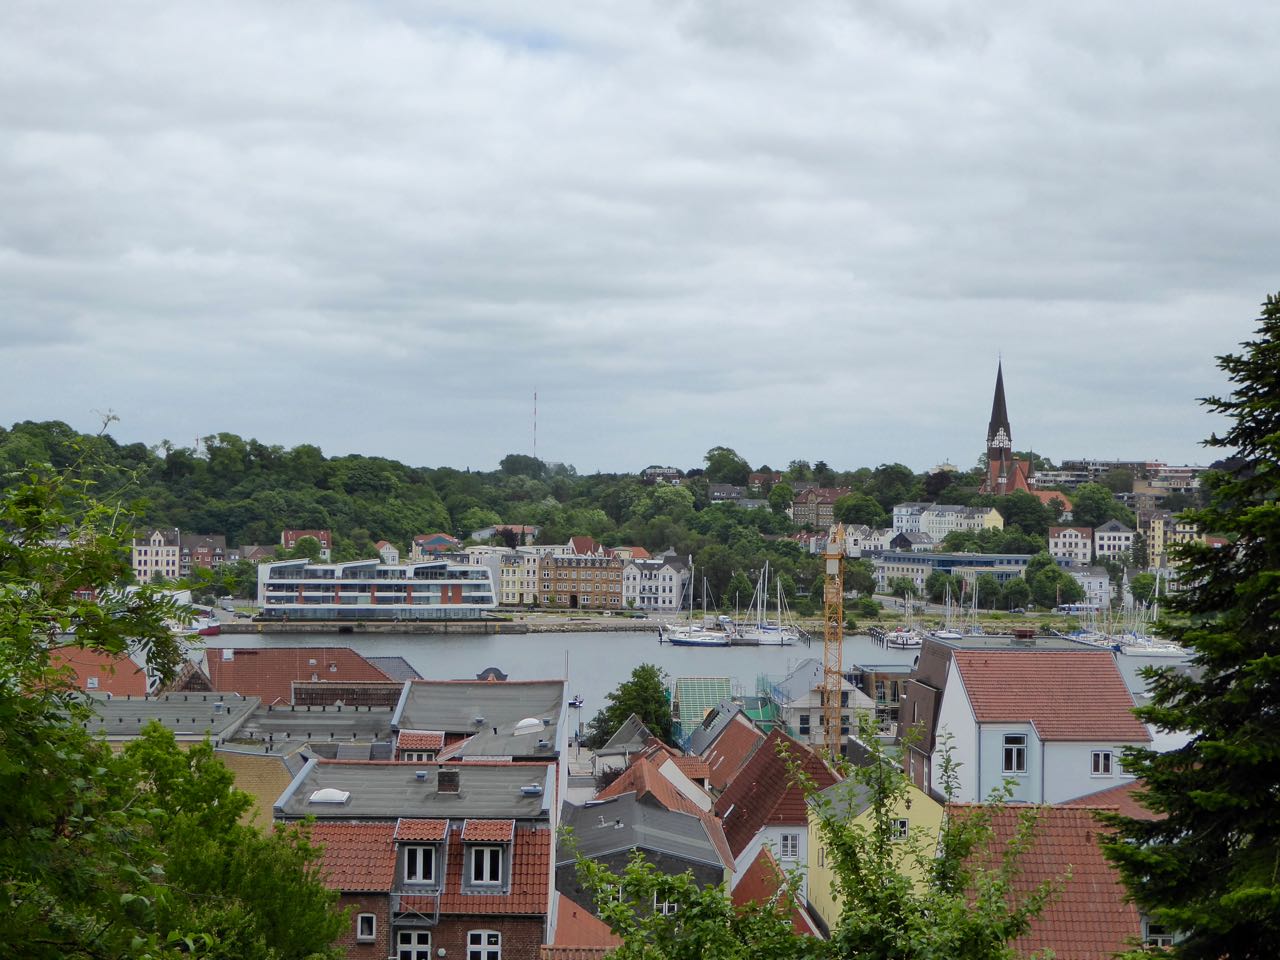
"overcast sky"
2,2,1276,474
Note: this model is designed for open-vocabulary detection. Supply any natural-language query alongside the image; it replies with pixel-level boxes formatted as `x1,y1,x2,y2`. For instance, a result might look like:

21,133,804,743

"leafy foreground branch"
576,724,1063,960
0,466,343,959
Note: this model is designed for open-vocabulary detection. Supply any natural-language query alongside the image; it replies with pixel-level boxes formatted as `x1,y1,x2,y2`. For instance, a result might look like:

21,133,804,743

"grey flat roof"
559,794,724,868
74,691,259,739
237,705,396,743
274,759,554,820
394,679,565,757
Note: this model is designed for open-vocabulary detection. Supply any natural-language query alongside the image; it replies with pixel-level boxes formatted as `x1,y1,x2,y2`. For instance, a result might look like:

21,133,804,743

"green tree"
1002,578,1031,610
580,723,1062,960
1103,294,1280,957
974,573,1002,609
1130,531,1150,570
584,664,674,748
768,481,795,515
833,493,888,528
1128,572,1165,607
703,446,751,486
845,558,877,597
0,462,345,959
1070,482,1134,529
724,570,755,613
287,534,324,561
887,576,916,601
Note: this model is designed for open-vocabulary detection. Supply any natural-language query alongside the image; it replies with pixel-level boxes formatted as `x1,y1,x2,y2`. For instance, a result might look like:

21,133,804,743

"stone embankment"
217,619,659,636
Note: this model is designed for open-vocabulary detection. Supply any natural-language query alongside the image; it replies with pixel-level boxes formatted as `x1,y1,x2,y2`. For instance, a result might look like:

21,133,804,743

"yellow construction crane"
822,523,845,760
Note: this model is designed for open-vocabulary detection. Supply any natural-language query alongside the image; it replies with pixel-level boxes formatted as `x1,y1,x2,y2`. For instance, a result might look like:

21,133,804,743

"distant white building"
1068,567,1113,609
622,557,689,613
1049,526,1093,565
919,505,1003,542
375,540,399,565
131,528,181,582
891,503,932,534
1094,519,1135,561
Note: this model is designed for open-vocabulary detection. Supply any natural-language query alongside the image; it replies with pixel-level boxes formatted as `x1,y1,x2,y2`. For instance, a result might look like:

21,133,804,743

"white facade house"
1093,520,1135,561
919,505,1004,542
1048,526,1093,565
1068,567,1113,609
132,528,181,582
891,503,932,534
375,540,400,565
861,528,895,555
931,650,1151,805
621,557,689,613
498,549,542,606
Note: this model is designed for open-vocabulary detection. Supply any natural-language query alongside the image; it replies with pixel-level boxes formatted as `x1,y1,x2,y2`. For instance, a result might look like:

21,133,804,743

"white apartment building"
1048,526,1094,565
1068,567,1113,608
132,528,181,583
1093,520,1136,561
919,505,1003,541
891,503,932,533
498,548,543,606
622,557,689,613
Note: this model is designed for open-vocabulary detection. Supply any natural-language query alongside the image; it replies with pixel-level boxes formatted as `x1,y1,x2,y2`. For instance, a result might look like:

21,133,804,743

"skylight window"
308,788,351,804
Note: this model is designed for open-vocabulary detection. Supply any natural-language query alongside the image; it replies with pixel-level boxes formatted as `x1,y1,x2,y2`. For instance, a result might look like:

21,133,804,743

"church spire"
987,360,1011,451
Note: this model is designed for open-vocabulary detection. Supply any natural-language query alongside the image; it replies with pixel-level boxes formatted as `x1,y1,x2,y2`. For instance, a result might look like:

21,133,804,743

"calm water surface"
211,630,919,717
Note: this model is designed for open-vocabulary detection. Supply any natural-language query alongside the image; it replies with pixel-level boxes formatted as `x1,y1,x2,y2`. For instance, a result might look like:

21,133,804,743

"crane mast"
822,523,845,760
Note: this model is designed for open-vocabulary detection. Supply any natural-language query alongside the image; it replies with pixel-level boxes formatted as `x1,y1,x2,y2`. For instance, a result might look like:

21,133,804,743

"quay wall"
216,620,659,636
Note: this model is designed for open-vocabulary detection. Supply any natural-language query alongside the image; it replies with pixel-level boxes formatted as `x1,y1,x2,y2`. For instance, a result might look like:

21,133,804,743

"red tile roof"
399,730,446,751
310,821,397,892
730,847,821,936
395,818,449,841
462,819,516,842
953,804,1141,960
1063,780,1160,821
439,824,551,915
204,646,392,705
713,730,837,858
53,646,148,696
670,756,711,780
951,651,1150,742
596,756,704,818
553,893,622,948
700,714,767,792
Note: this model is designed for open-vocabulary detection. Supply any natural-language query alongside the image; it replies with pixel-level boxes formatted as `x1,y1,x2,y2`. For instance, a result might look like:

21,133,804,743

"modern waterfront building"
257,558,496,621
872,551,1045,592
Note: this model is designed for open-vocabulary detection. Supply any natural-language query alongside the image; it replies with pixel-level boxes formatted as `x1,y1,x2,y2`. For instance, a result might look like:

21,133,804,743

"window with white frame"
653,893,679,916
469,845,504,885
401,751,436,763
1002,734,1027,774
779,833,799,860
1143,919,1175,947
398,929,431,960
356,913,376,943
404,845,435,884
891,818,910,841
1091,750,1113,777
468,930,501,960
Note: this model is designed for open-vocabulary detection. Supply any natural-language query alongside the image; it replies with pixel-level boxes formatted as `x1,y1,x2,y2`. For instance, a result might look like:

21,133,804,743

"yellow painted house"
805,776,945,934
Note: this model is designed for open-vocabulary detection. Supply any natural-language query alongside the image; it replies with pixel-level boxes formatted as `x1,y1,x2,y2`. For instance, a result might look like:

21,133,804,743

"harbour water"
204,630,920,719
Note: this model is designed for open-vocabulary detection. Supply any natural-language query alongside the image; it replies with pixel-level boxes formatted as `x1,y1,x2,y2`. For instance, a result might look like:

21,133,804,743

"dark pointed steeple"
986,361,1011,450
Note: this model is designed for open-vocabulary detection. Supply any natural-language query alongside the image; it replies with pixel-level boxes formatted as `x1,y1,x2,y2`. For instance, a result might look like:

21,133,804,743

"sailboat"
731,562,799,646
658,561,730,647
930,583,963,641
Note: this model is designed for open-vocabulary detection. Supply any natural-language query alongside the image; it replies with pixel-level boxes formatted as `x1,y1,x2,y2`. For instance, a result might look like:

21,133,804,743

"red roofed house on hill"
954,804,1162,958
712,729,837,901
281,528,332,561
932,649,1151,804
